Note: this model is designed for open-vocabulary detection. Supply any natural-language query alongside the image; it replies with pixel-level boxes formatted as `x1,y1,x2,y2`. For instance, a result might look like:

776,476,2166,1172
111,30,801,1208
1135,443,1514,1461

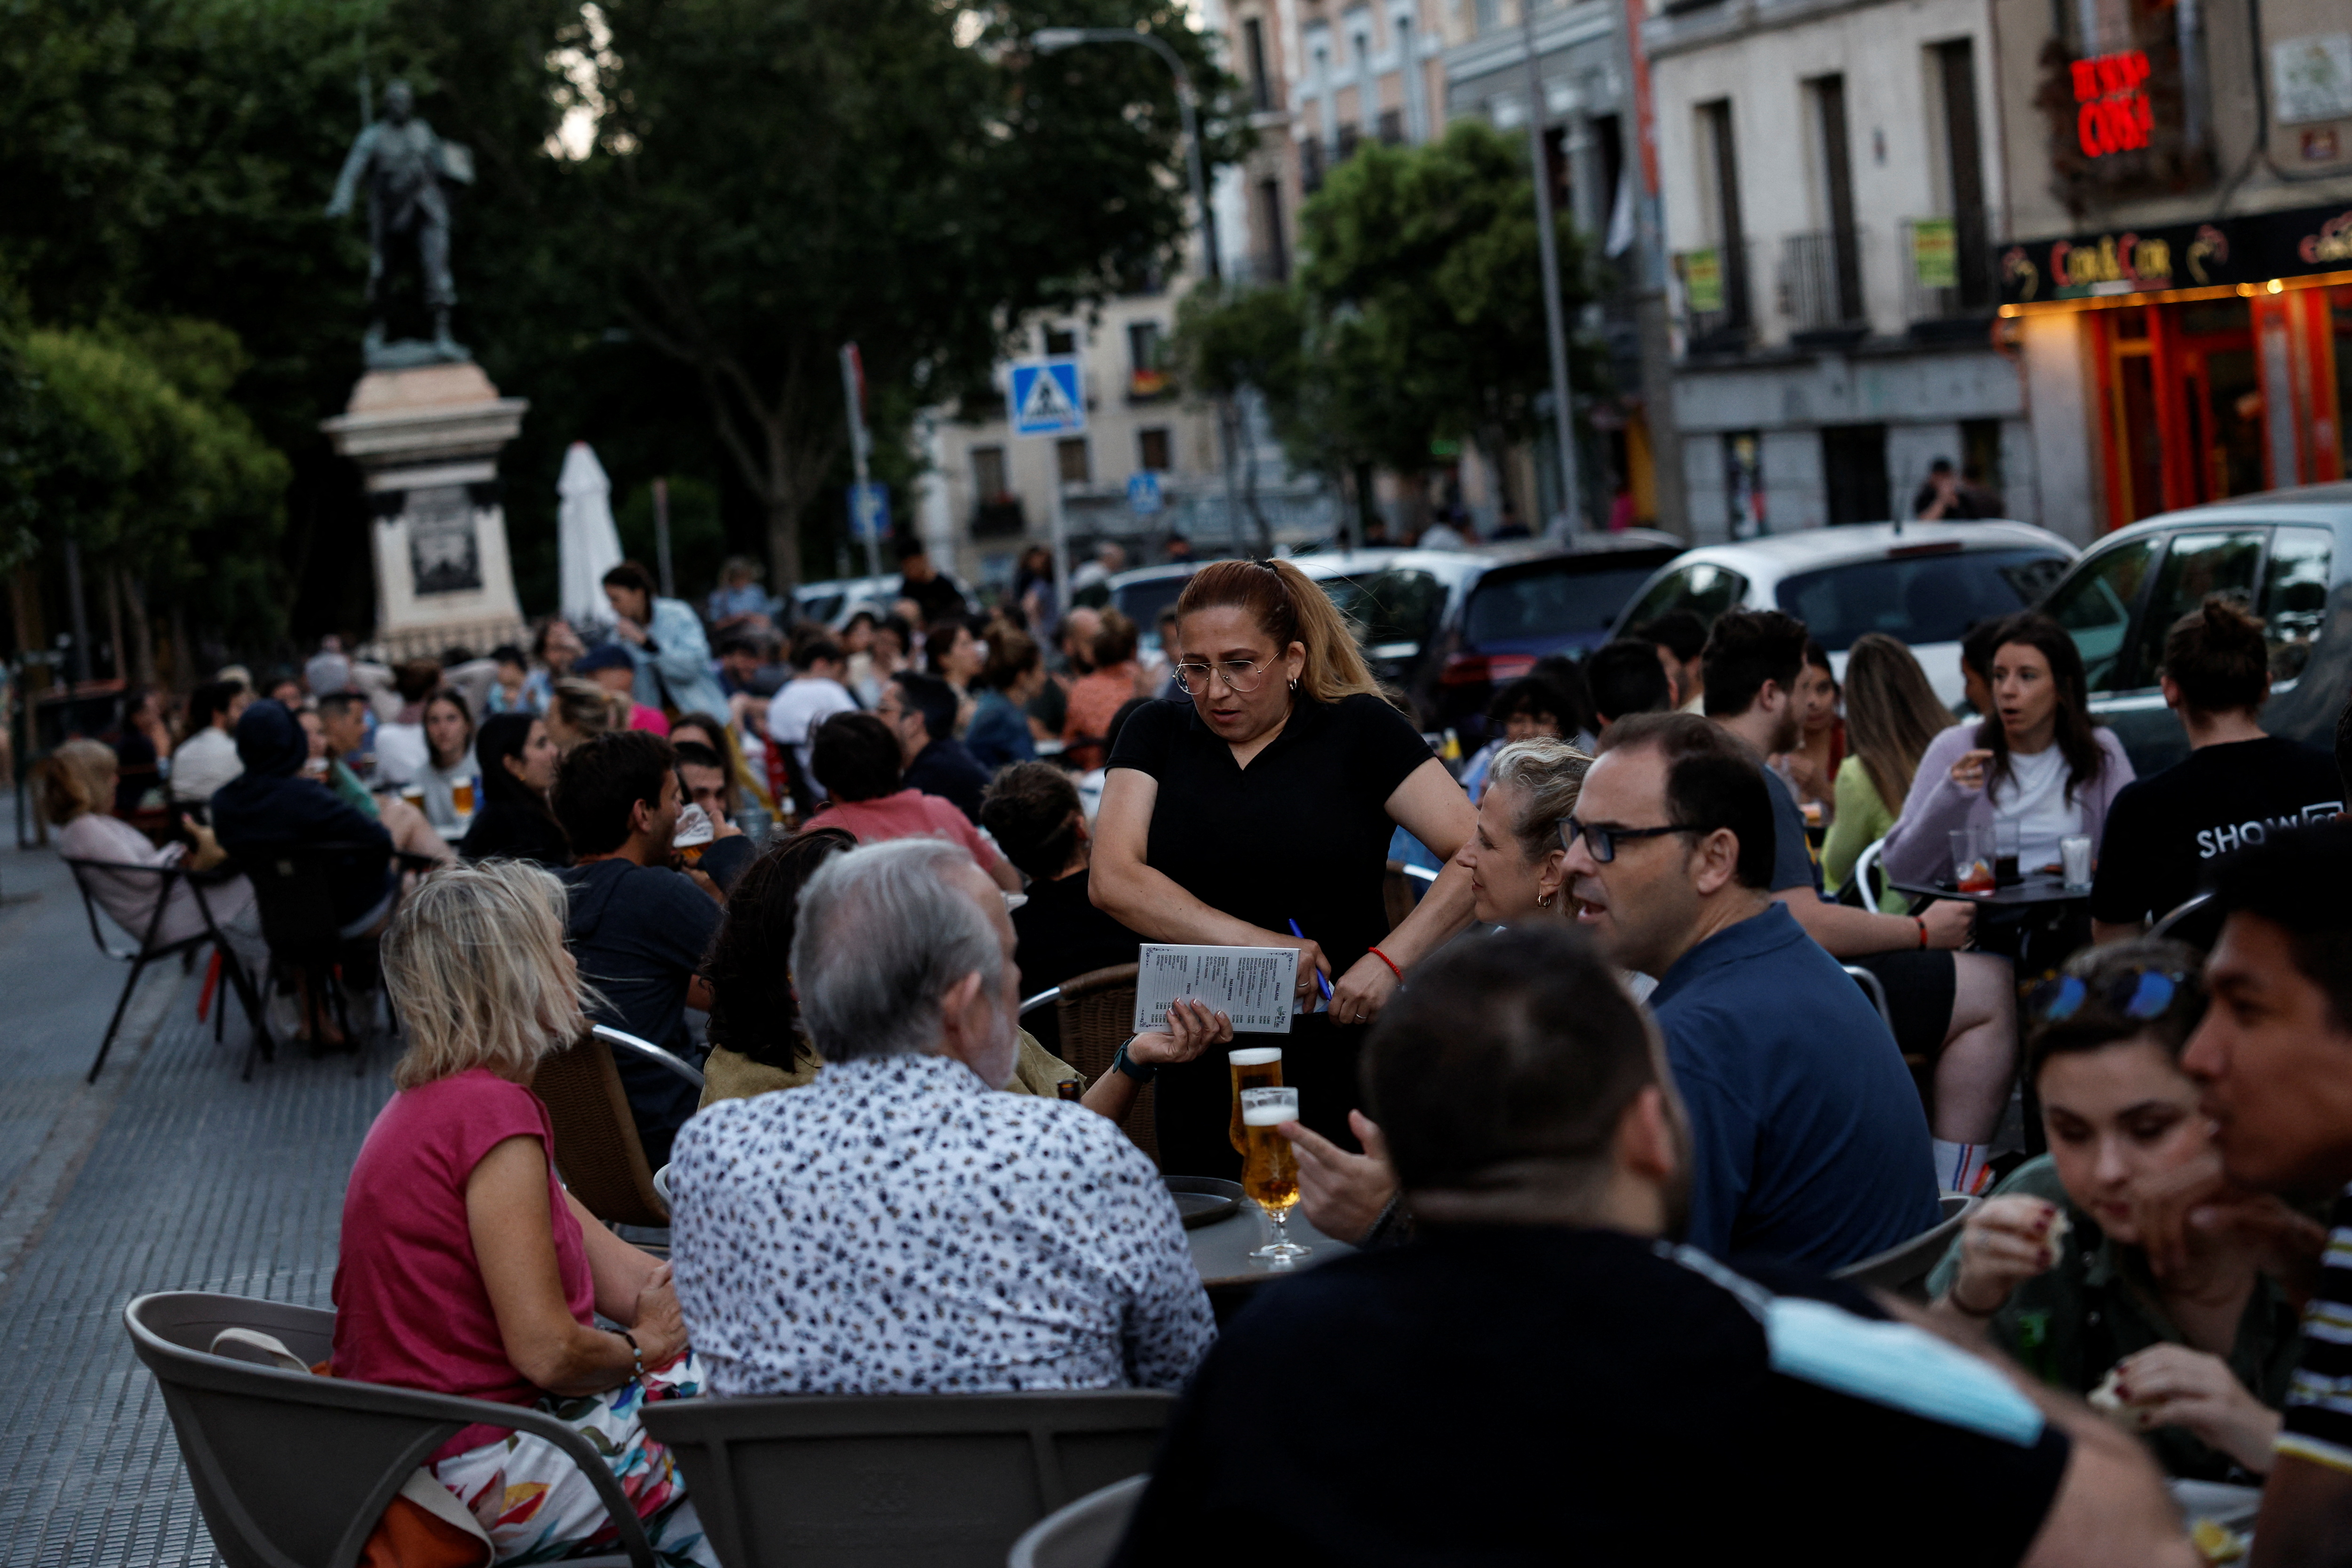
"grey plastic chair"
1841,964,1899,1040
1008,1474,1149,1568
124,1291,655,1568
64,855,269,1082
641,1389,1175,1568
2150,889,2217,943
1830,1192,1981,1296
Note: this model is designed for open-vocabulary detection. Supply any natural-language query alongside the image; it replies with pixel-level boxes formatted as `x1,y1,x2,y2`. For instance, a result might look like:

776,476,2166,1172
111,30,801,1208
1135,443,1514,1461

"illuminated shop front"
1997,203,2352,531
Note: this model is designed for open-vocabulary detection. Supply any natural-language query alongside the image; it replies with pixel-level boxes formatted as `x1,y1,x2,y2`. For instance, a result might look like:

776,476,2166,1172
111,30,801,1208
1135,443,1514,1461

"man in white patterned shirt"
667,836,1216,1396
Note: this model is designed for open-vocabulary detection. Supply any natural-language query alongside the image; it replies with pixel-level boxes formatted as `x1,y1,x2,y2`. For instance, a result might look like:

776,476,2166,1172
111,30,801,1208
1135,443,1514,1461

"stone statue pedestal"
321,363,531,659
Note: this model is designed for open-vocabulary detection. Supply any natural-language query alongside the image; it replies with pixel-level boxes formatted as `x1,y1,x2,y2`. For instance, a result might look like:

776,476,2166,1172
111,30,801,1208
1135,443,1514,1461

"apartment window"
1044,326,1078,356
1699,100,1750,330
1258,176,1289,280
1303,137,1325,192
1822,425,1891,524
1138,428,1173,472
1057,437,1091,486
1807,75,1863,324
1378,107,1404,145
1336,122,1360,162
1475,0,1502,31
1128,321,1171,399
1933,40,1992,308
1244,17,1273,111
972,445,1008,499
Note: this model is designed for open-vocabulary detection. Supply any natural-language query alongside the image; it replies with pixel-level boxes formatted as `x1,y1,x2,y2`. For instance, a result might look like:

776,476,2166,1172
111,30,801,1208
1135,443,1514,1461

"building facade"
1990,0,2352,535
1647,0,2030,539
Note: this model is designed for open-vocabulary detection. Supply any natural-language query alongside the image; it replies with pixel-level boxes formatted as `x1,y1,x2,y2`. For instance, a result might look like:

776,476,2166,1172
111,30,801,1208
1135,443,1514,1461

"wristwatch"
1112,1036,1156,1084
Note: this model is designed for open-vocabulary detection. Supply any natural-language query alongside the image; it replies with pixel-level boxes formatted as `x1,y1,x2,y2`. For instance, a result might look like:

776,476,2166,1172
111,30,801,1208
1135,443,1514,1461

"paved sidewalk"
0,802,386,1565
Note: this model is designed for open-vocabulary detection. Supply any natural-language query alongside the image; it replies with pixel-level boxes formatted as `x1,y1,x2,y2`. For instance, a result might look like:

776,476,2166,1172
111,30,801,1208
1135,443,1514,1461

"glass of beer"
1227,1047,1284,1155
1240,1086,1310,1261
452,774,477,818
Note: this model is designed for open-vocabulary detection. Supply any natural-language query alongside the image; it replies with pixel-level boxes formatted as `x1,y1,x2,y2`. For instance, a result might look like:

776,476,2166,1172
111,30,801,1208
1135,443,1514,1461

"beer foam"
1227,1047,1283,1066
1242,1103,1297,1127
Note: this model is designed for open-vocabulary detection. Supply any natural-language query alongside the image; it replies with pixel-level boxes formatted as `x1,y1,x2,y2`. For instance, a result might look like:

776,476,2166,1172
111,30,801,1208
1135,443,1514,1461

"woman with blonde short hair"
333,862,717,1567
541,677,629,754
45,737,264,975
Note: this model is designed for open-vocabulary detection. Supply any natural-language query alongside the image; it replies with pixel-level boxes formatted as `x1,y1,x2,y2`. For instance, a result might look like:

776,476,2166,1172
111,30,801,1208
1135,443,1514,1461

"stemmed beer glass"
1240,1085,1311,1261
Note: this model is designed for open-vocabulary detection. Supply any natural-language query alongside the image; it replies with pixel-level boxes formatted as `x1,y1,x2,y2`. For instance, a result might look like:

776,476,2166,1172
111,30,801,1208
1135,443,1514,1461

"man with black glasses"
1561,712,1939,1268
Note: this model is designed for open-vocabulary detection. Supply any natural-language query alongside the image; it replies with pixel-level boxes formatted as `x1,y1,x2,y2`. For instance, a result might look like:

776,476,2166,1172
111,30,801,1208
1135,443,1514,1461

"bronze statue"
326,80,475,367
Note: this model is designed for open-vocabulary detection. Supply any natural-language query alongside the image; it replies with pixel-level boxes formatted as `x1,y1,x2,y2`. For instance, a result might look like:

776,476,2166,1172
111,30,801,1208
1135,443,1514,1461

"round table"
1887,871,2093,908
1185,1201,1353,1288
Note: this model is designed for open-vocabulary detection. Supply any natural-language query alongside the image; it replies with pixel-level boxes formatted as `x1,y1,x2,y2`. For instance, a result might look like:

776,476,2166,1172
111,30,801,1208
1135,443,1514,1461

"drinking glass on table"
1227,1047,1284,1156
1949,827,1995,894
1241,1086,1311,1261
452,774,476,818
1992,817,2020,884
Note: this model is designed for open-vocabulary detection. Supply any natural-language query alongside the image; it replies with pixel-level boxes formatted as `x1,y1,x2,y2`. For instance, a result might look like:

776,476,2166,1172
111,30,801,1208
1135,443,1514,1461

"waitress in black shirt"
1094,559,1478,1175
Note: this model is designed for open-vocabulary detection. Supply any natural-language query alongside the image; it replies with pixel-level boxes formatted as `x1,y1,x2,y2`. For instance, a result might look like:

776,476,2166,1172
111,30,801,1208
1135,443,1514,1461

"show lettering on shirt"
2194,800,2345,860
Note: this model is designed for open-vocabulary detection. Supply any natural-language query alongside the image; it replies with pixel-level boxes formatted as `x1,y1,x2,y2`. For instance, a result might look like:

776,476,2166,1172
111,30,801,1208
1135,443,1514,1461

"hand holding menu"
1132,944,1299,1035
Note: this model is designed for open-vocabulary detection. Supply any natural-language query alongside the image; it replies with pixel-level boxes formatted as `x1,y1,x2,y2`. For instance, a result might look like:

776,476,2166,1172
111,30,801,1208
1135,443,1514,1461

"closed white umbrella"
557,441,623,631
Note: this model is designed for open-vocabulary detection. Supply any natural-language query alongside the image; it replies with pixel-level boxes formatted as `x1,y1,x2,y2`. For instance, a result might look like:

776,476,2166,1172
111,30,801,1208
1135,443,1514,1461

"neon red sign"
2072,50,2153,158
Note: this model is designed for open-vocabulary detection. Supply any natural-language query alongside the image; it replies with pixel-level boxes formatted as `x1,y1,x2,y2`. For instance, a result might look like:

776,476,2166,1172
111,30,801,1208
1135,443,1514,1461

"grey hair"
1487,738,1593,861
790,837,1004,1062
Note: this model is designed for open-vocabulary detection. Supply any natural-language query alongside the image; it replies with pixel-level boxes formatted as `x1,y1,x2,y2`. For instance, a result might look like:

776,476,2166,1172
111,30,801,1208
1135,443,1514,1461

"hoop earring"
1537,892,1554,907
1288,678,1298,692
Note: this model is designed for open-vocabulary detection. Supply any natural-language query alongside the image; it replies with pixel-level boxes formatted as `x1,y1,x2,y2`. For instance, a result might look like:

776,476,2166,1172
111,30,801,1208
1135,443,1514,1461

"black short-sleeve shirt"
2090,736,2344,930
1106,694,1434,972
1115,1227,2071,1568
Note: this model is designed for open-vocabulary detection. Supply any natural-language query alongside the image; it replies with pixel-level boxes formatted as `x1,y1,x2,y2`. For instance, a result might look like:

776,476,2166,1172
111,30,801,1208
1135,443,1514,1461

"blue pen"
1287,919,1333,1002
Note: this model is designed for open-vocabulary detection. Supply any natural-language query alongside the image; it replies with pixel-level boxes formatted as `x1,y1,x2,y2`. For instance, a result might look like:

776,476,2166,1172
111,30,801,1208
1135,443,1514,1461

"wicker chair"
531,1025,705,1228
1053,963,1153,1166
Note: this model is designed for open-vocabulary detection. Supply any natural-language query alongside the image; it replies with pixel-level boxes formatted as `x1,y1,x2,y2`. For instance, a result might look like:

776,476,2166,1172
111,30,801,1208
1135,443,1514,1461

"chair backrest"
126,1291,649,1568
2150,889,2219,947
62,855,185,960
641,1390,1173,1568
532,1030,669,1227
1054,964,1152,1165
234,846,351,966
1830,1192,1980,1296
1008,1474,1148,1568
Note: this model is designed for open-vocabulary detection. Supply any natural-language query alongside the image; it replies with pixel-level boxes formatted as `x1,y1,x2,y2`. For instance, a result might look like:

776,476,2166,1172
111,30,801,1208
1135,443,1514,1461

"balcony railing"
1777,227,1868,337
1899,207,1999,324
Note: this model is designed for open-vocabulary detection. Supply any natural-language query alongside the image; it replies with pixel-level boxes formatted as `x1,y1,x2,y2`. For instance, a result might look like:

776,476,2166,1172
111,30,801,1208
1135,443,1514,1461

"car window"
1325,569,1444,647
799,591,845,624
2259,526,2334,684
1622,563,1748,631
2042,537,2159,692
1465,563,1666,650
1113,576,1194,653
2130,531,2267,688
1772,548,2070,655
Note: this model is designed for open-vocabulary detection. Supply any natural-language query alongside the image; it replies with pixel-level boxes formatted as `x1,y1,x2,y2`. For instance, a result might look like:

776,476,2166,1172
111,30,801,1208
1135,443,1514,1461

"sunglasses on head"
2028,967,2191,1026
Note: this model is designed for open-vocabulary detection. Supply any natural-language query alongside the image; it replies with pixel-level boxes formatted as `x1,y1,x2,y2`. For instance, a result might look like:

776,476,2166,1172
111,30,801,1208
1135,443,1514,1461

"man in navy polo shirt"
1562,711,1939,1268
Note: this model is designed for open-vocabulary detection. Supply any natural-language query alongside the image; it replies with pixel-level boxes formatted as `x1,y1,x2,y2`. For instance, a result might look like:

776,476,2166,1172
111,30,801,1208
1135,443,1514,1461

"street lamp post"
1518,1,1584,534
1031,26,1252,554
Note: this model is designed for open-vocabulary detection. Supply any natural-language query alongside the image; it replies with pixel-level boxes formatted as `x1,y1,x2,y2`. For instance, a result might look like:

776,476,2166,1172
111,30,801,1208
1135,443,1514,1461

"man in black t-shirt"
1115,927,2193,1568
550,731,752,1168
2092,598,2344,944
978,762,1142,1060
882,671,991,823
891,539,969,627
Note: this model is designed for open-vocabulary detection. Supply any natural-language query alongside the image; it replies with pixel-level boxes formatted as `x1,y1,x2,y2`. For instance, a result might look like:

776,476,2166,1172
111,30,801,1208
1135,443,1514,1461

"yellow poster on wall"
1912,219,1959,288
1683,249,1724,313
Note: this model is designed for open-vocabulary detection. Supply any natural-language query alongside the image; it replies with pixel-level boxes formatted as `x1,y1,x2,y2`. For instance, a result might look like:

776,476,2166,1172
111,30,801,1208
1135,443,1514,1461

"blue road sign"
1009,357,1087,436
1126,471,1164,516
847,481,890,541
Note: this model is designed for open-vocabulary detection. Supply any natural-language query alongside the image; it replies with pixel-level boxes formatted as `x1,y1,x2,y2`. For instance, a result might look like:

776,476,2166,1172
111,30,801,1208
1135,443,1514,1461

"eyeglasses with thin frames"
1557,816,1697,863
1173,657,1279,697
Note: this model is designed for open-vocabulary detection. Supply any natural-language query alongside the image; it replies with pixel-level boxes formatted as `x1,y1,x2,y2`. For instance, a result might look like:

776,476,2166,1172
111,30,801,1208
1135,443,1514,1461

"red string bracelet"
1367,946,1404,982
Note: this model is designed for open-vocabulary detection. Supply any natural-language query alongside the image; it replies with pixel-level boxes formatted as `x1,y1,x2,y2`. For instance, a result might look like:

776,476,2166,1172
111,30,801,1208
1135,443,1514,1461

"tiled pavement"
0,803,387,1564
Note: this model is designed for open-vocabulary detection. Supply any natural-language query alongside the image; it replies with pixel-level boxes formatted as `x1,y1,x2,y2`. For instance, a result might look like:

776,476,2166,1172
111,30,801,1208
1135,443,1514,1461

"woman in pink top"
336,862,718,1566
802,712,1020,889
1062,610,1144,771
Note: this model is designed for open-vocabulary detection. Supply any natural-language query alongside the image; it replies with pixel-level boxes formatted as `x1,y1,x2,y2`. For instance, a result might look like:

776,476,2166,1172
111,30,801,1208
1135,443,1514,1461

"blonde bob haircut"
1486,738,1594,862
382,860,593,1091
42,738,119,827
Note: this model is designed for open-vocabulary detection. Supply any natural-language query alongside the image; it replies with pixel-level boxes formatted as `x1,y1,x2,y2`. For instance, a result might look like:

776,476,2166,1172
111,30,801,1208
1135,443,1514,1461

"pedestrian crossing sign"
1009,357,1087,437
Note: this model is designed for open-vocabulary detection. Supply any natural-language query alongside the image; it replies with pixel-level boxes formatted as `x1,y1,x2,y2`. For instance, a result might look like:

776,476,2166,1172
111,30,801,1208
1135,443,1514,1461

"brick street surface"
0,798,383,1565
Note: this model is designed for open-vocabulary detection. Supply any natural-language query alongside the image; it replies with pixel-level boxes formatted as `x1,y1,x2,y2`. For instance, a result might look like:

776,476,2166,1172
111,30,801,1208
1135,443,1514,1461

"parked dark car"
2034,483,2352,776
1300,533,1684,740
